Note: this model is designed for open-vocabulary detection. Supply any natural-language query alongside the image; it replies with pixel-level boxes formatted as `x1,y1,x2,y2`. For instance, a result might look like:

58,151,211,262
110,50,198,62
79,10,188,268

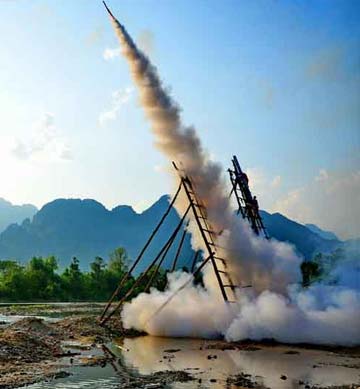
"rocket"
103,1,115,20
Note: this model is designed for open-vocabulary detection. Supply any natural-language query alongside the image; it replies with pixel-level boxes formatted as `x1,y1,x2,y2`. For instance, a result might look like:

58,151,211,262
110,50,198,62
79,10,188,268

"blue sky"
0,0,359,238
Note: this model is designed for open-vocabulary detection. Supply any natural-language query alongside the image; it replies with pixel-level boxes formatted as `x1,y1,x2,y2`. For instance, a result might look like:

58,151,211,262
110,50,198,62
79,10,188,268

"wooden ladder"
181,175,238,302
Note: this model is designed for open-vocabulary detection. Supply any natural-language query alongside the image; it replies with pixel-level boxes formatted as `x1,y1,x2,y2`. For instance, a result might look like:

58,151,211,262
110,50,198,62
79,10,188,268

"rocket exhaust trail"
103,3,360,347
103,1,115,19
103,1,300,295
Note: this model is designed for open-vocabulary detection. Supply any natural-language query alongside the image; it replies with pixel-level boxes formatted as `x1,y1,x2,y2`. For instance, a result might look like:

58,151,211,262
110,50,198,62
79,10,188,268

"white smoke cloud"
98,86,133,126
122,271,235,339
106,8,360,346
123,263,360,346
226,284,360,346
11,113,72,162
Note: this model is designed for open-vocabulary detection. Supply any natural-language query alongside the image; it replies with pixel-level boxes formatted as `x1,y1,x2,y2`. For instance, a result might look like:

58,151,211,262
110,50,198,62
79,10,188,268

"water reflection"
25,335,360,389
113,336,360,389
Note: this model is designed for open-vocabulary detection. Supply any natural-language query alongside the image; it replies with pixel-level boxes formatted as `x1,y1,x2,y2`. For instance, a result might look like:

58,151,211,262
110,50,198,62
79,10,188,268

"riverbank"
0,303,359,389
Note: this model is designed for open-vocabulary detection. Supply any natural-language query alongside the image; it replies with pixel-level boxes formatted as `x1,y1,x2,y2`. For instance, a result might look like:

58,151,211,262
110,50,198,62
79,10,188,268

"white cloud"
243,167,282,209
245,167,265,191
271,175,281,188
315,168,329,182
11,113,73,162
103,47,121,60
98,87,133,126
274,169,360,240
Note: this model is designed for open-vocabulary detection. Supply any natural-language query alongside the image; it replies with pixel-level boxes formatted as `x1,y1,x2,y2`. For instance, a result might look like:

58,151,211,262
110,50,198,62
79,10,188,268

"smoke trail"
105,4,300,294
105,5,360,346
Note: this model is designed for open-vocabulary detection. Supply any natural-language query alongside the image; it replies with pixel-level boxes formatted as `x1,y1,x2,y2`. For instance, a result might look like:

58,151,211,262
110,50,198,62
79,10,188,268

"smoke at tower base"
105,7,360,346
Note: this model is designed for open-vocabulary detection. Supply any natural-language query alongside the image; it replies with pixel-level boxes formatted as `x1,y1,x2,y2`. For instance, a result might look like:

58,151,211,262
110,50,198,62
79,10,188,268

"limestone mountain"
0,196,345,271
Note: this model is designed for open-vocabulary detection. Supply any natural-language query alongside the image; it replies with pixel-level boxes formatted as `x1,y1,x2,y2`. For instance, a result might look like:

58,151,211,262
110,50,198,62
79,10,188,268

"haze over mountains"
304,224,338,241
0,199,37,234
0,196,347,271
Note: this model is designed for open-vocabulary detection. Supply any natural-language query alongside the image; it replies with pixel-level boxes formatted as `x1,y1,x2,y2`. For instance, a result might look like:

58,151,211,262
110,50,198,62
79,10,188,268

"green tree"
87,256,108,300
61,257,85,301
25,256,62,300
301,259,322,287
0,260,29,301
109,247,130,275
105,248,132,299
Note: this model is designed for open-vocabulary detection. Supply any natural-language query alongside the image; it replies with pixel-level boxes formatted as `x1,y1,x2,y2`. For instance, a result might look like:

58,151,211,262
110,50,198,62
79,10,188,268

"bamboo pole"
170,220,189,272
99,181,182,322
191,250,200,273
144,208,190,292
101,203,191,325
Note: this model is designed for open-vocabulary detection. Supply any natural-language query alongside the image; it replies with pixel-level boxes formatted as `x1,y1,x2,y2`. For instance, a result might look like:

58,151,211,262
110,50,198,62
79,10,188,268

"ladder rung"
227,301,237,303
214,256,226,261
209,244,230,253
218,270,227,274
209,239,225,250
203,229,215,234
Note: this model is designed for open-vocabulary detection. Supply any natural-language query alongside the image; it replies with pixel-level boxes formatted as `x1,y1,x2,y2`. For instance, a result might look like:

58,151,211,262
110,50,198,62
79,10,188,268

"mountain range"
0,198,37,234
0,196,346,272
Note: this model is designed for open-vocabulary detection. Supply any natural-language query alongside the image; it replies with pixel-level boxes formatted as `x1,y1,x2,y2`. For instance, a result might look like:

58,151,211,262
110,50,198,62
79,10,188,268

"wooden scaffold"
100,162,238,326
228,155,270,239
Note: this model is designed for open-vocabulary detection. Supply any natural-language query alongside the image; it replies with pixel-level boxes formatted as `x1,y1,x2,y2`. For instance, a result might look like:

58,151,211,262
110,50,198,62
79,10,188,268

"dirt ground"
0,315,125,388
0,315,193,389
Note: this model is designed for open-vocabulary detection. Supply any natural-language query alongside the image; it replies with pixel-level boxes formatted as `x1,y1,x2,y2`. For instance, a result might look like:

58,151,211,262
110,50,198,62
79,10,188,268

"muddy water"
26,336,359,389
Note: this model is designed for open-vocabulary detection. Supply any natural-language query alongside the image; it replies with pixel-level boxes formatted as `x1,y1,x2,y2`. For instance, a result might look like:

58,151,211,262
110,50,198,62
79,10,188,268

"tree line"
0,247,167,302
0,246,344,302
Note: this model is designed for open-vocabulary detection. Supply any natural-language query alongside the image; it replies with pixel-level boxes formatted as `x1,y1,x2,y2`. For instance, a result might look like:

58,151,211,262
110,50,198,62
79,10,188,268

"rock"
207,354,217,360
53,371,71,379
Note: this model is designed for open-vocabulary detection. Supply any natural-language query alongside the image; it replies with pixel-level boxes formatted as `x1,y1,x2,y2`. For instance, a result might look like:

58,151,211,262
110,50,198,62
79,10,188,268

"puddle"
114,336,360,388
25,336,360,389
0,314,59,324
